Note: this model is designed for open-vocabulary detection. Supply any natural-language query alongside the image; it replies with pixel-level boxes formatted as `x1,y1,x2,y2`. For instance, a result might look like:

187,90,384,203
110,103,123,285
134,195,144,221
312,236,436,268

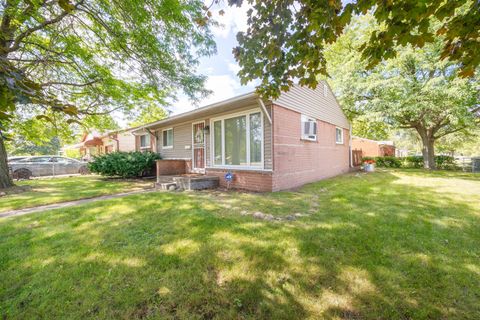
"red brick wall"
271,105,350,191
205,168,273,192
351,137,380,157
156,159,187,176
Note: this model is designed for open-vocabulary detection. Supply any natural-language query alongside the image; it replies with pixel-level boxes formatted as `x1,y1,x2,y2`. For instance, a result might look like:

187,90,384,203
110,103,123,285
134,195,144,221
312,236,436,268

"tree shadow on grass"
0,171,479,319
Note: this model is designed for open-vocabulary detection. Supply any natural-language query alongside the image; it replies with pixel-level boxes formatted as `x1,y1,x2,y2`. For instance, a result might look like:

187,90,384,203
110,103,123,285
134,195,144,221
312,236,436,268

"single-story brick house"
133,83,352,192
352,136,396,158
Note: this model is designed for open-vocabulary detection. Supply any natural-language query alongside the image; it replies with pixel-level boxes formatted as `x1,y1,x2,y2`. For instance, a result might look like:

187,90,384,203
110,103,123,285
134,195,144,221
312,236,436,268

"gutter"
132,91,258,134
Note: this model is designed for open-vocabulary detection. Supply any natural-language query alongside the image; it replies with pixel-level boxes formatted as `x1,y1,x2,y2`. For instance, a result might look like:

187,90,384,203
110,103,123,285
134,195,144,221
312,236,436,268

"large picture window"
212,110,263,168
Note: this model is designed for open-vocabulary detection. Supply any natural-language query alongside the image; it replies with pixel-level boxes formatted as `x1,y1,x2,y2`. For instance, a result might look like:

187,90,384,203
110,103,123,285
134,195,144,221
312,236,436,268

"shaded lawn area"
0,176,153,213
0,169,479,319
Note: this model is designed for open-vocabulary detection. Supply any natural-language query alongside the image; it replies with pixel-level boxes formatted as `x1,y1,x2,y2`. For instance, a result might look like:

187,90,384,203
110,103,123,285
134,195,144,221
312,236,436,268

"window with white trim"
335,127,344,144
140,134,151,149
162,128,173,149
323,83,328,97
301,115,317,141
212,110,263,168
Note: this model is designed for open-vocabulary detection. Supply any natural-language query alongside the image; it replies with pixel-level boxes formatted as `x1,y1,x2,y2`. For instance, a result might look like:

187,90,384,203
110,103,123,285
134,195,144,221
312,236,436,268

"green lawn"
0,176,153,213
1,169,479,319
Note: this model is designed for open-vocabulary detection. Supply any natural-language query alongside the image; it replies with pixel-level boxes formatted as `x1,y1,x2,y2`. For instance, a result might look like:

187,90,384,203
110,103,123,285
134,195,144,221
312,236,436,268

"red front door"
192,122,205,171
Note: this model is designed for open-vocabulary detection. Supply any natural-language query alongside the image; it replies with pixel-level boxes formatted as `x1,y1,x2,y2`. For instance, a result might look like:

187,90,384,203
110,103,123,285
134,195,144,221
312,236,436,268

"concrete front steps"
155,175,219,191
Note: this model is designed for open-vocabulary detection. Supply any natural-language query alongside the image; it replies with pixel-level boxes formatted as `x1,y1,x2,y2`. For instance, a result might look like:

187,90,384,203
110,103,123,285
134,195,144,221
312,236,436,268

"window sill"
162,146,173,149
207,165,268,172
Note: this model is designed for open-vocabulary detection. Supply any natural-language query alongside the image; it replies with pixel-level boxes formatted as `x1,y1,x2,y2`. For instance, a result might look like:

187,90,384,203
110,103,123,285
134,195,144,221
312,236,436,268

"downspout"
349,123,353,168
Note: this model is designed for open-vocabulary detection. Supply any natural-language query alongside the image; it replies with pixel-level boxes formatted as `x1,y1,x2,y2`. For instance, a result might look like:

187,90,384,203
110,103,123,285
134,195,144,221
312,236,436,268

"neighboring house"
133,83,351,192
64,129,136,160
352,136,396,158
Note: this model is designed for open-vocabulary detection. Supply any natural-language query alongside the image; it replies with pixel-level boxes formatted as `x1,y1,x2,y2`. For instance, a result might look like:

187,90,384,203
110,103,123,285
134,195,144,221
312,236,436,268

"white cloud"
227,61,241,75
170,74,243,115
210,3,250,39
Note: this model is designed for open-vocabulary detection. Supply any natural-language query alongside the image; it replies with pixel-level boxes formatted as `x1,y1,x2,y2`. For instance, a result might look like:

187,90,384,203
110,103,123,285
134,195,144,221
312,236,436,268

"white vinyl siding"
273,82,350,129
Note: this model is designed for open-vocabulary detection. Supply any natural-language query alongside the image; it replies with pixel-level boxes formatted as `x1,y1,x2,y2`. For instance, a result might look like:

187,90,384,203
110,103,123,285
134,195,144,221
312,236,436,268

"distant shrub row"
88,151,160,178
362,155,456,170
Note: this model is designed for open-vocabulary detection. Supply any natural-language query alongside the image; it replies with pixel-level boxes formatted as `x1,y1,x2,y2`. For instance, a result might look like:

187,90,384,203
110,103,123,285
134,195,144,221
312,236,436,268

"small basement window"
335,127,344,144
301,115,317,141
140,134,151,149
162,128,173,149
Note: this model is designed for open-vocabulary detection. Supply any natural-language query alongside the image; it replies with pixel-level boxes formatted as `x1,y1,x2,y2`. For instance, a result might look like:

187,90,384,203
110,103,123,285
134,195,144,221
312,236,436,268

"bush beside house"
363,155,456,170
88,152,160,178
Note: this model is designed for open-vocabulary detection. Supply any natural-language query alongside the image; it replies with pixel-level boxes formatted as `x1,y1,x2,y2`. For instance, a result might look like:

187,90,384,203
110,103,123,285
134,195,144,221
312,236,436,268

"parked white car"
9,156,89,179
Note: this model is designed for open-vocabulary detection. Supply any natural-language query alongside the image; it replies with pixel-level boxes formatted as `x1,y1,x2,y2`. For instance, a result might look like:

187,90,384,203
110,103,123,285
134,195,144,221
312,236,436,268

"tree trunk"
0,135,14,189
416,127,436,170
420,137,436,170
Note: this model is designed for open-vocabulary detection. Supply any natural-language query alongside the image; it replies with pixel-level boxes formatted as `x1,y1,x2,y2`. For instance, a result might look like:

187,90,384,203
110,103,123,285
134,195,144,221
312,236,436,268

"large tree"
0,0,216,188
229,0,479,98
325,16,479,169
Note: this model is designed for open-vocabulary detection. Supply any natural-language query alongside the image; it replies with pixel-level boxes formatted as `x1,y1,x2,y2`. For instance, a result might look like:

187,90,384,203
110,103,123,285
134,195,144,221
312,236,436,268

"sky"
168,2,254,115
116,2,253,126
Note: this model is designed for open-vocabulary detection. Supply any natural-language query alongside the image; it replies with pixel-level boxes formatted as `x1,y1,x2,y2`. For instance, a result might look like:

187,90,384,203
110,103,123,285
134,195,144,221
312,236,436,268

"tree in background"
128,103,169,128
436,129,480,156
0,0,216,188
228,0,479,98
325,16,479,169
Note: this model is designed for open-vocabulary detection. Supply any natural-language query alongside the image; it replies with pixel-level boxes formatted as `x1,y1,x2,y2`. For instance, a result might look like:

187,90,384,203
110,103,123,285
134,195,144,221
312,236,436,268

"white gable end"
273,82,350,129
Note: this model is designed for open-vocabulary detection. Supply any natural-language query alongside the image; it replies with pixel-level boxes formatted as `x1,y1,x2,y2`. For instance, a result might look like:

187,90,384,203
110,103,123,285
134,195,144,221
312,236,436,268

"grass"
0,176,153,213
0,169,479,319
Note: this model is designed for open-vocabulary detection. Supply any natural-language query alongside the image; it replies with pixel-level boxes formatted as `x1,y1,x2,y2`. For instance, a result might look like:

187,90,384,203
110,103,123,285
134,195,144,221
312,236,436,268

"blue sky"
170,2,254,115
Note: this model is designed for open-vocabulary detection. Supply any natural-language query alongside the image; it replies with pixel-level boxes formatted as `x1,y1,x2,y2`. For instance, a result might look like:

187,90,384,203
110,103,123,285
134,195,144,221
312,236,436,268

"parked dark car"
9,156,89,179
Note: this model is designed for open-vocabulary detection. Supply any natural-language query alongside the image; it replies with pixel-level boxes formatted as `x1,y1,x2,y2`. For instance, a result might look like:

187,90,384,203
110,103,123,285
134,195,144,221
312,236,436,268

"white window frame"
162,128,173,149
140,134,151,149
210,108,264,170
323,83,328,97
335,127,344,144
301,114,317,141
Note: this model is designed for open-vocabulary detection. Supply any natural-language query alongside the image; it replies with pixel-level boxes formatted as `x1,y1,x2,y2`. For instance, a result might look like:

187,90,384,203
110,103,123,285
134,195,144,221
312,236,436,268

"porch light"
203,125,210,135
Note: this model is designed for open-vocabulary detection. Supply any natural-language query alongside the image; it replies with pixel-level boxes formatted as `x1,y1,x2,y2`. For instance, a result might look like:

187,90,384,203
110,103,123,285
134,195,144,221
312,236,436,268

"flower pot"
364,163,375,172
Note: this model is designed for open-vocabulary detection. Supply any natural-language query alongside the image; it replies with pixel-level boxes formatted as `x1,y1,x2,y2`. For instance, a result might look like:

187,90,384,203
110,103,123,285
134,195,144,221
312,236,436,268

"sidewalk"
0,189,157,219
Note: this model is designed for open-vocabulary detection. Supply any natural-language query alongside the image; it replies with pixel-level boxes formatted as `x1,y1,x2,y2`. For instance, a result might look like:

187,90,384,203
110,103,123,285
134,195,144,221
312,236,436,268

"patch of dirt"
0,185,31,197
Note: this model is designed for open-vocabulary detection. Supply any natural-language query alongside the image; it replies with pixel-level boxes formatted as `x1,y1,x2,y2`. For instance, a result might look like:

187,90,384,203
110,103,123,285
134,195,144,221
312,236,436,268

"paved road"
0,189,157,219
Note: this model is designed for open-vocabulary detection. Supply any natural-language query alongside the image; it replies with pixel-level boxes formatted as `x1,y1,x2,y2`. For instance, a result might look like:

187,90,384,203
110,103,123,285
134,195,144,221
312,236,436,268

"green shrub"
402,156,424,168
88,151,160,178
375,156,402,168
435,155,456,170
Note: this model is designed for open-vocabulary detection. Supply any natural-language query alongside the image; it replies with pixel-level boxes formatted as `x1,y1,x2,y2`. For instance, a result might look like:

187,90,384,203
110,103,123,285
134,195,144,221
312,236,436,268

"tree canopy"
0,0,216,188
229,0,479,98
324,15,479,169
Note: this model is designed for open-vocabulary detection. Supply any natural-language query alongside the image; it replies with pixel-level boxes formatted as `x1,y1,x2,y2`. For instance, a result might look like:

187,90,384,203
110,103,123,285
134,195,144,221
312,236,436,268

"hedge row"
88,151,161,178
362,155,456,170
